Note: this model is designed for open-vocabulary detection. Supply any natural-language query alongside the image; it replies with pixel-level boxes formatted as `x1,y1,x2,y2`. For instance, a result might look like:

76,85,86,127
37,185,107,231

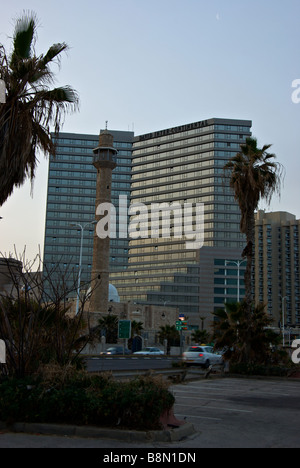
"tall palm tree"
0,11,79,206
224,137,283,315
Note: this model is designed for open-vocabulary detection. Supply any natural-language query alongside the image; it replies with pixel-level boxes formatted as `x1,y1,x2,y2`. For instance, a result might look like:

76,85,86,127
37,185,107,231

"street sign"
181,321,188,330
176,320,188,331
118,320,131,339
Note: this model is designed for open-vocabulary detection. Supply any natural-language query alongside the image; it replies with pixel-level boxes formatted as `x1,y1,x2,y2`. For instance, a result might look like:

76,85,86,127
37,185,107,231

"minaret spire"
89,128,117,315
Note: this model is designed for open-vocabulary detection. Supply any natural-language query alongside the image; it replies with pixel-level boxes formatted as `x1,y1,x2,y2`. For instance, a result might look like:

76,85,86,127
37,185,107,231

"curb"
0,421,196,444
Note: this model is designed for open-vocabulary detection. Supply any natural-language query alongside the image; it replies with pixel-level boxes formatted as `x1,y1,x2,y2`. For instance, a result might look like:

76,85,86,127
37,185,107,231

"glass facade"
43,130,134,296
110,118,252,322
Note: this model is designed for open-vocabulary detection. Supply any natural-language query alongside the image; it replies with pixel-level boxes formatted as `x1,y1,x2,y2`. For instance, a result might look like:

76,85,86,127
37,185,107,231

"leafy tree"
0,11,79,206
224,137,283,313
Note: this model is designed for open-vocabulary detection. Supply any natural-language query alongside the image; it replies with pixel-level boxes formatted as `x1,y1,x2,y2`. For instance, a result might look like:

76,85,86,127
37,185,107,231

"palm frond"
41,43,69,67
10,11,37,63
0,12,79,206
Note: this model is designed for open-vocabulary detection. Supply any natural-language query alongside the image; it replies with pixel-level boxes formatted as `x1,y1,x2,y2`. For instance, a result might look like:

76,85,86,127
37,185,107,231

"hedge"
0,370,175,431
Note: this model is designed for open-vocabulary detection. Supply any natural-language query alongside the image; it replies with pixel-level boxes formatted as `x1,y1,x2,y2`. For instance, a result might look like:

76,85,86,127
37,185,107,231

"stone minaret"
90,128,117,314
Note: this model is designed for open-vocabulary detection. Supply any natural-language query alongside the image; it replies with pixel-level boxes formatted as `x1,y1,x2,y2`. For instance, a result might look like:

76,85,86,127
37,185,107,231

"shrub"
0,369,175,431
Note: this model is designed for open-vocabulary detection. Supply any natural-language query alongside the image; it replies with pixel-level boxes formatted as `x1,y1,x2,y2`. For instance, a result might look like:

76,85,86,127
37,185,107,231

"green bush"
0,370,175,431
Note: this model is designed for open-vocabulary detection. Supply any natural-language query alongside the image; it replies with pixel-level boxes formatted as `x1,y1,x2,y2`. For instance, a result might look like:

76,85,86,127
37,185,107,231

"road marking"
174,393,243,403
176,403,253,413
176,413,222,422
174,388,291,397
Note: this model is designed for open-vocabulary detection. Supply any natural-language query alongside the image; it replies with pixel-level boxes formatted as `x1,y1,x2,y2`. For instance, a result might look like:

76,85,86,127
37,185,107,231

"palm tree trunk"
243,210,255,316
240,210,255,362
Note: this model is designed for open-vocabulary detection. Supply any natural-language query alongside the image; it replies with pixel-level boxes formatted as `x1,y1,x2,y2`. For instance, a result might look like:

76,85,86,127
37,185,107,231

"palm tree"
191,329,210,345
213,302,281,364
224,137,283,314
158,325,180,355
98,315,118,343
0,11,79,206
131,320,144,337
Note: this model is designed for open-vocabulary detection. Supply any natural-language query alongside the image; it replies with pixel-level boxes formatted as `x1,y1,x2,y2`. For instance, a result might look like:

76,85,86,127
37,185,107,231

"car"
101,346,131,355
134,347,165,355
182,345,224,368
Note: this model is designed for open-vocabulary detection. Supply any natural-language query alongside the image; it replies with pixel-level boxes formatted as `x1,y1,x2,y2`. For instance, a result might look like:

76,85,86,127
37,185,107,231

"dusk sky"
1,0,300,263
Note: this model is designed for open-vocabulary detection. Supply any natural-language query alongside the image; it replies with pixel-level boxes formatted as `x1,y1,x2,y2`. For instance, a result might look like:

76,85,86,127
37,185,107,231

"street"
0,377,299,448
85,356,178,372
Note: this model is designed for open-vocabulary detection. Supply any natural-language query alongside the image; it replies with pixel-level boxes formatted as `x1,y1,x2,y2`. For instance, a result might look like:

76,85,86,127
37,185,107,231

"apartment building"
254,210,300,326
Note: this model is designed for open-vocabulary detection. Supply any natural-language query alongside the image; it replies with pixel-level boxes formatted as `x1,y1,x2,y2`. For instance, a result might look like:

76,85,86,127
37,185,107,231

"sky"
1,0,300,263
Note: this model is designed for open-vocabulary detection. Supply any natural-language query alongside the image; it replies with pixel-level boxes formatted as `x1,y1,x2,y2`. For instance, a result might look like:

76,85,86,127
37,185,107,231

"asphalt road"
0,377,299,448
85,356,179,372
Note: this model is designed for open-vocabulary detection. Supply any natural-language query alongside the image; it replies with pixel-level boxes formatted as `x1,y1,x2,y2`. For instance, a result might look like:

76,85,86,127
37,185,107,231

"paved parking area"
0,377,299,448
172,377,300,448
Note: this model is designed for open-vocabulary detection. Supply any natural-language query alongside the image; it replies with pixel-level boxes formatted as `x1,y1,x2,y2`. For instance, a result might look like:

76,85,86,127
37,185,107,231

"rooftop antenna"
105,120,108,130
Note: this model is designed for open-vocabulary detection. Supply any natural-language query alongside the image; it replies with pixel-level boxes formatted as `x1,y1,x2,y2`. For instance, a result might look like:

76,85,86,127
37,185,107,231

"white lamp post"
70,220,97,315
225,259,247,303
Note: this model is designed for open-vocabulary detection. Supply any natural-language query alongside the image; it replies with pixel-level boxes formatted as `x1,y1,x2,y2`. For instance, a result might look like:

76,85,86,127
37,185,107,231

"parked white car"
134,347,164,356
182,346,224,368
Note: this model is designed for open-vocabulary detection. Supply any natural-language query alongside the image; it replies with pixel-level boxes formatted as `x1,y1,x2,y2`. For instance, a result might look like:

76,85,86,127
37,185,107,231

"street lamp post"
225,259,247,303
70,220,97,316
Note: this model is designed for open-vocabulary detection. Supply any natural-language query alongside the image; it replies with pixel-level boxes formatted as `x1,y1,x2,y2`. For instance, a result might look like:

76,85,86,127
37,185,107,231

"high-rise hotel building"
110,118,252,324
